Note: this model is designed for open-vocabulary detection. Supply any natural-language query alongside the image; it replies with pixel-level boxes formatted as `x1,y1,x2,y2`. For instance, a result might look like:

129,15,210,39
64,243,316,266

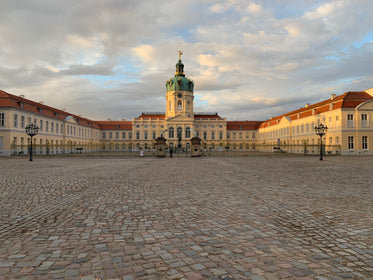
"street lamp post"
314,123,328,160
25,123,39,161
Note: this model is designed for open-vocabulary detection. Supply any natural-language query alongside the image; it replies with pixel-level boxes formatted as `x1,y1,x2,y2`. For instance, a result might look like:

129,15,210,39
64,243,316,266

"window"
144,131,148,140
129,132,132,139
115,132,119,139
227,132,230,139
362,136,368,150
252,132,255,139
102,132,106,139
239,132,242,139
220,131,223,140
347,114,354,127
51,122,54,133
185,127,191,138
361,114,368,127
21,116,25,128
203,131,207,140
46,121,49,132
177,101,182,111
348,136,354,150
177,127,182,139
152,131,156,139
13,114,18,128
108,132,112,139
0,113,5,127
211,132,215,140
136,131,140,140
329,137,332,145
122,132,126,139
56,123,59,134
169,127,174,138
39,120,43,131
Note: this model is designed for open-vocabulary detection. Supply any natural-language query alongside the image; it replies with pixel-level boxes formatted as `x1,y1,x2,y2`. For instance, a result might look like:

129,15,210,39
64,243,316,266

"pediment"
357,100,373,110
166,115,194,123
64,115,79,124
279,116,291,125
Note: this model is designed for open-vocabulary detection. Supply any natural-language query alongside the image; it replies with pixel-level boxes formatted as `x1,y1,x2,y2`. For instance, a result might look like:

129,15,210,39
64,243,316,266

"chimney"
305,103,310,108
331,94,336,100
107,118,111,122
39,101,44,104
19,95,25,98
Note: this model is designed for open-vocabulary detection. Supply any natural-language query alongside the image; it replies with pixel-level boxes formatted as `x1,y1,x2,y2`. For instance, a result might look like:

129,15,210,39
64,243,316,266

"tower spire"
175,50,185,76
178,50,183,60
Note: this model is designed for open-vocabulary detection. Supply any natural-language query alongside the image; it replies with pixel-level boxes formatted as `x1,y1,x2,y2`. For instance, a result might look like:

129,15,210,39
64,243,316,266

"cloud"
0,0,373,122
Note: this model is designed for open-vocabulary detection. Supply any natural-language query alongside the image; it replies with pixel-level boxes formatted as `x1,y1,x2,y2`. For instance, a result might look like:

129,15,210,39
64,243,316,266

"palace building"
1,55,373,156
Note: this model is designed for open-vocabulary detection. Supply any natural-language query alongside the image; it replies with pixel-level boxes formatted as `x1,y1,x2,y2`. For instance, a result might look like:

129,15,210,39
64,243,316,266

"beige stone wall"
226,129,257,150
1,108,102,155
258,109,343,154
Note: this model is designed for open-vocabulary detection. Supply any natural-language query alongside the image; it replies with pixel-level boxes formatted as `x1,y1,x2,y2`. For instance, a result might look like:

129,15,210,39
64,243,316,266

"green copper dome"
166,59,194,92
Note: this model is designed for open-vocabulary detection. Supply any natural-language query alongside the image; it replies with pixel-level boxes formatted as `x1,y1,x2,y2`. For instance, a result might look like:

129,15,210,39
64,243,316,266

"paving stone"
0,157,372,279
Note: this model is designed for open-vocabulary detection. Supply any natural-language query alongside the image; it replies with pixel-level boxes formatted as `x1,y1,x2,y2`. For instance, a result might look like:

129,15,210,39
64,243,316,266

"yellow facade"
1,57,373,156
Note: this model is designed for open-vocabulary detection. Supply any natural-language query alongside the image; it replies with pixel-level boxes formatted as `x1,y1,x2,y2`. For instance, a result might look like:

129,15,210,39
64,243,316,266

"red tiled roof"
194,114,223,119
0,90,100,129
136,114,165,120
95,121,132,130
259,91,373,128
227,121,263,130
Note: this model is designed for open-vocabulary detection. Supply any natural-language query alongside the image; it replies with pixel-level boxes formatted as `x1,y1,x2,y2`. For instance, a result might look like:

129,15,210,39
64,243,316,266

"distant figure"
169,148,173,158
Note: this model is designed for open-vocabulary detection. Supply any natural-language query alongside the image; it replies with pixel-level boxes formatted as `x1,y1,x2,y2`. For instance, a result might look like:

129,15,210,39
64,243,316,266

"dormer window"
17,101,24,109
37,107,42,113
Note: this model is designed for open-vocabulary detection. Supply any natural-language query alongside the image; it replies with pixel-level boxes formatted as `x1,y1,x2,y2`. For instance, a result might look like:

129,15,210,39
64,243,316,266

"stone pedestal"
191,137,202,157
155,137,167,157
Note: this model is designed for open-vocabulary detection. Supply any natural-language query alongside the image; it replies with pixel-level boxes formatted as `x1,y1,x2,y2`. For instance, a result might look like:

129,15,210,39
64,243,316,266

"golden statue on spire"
178,50,183,60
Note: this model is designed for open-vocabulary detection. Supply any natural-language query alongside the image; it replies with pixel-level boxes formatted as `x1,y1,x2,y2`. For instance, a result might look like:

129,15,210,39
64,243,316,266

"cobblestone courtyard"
0,156,372,280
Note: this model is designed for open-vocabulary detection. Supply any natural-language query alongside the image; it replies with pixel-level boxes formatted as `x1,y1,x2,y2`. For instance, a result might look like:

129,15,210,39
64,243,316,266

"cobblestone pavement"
0,156,372,280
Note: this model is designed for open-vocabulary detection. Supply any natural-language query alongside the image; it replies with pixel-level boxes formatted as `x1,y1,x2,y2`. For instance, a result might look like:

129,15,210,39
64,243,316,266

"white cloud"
247,2,262,14
0,0,372,121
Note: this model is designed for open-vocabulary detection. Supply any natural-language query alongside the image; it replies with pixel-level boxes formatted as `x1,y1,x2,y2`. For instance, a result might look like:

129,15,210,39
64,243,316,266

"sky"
1,0,373,121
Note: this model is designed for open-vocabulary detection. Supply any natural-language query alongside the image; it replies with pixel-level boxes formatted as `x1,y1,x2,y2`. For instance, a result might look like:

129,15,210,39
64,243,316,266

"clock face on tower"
177,93,182,98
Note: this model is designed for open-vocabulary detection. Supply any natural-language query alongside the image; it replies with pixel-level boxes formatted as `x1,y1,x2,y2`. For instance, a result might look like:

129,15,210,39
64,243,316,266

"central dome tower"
165,52,194,119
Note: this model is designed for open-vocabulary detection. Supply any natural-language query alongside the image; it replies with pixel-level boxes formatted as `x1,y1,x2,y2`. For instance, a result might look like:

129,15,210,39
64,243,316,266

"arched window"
177,127,182,140
185,127,191,138
169,127,174,138
178,101,182,111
